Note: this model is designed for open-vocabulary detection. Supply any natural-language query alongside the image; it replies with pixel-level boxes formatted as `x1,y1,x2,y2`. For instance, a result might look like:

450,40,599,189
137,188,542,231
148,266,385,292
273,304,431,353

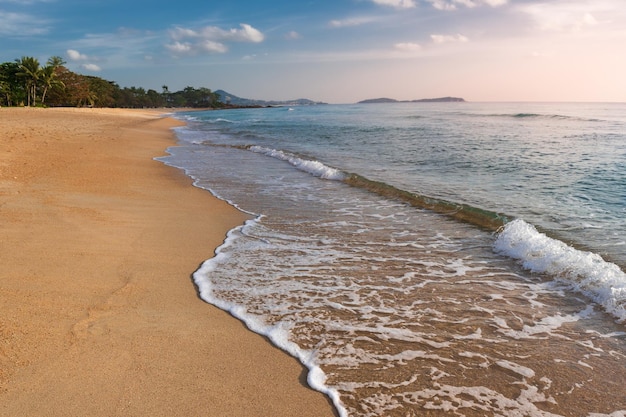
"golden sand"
0,107,334,416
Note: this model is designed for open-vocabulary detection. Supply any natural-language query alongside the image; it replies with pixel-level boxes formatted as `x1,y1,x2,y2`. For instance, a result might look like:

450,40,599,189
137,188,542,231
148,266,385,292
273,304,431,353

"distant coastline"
358,97,465,104
215,89,327,107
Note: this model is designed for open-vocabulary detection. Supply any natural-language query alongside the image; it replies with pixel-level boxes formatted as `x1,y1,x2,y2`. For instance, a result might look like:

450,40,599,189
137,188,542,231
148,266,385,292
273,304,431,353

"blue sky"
2,0,625,103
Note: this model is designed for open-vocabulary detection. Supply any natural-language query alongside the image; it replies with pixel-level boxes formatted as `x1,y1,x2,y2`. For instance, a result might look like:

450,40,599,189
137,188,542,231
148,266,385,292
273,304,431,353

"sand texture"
0,107,334,416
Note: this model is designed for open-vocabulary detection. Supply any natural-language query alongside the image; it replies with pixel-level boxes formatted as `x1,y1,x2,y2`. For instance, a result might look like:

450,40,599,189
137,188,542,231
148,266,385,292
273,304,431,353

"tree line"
0,56,223,108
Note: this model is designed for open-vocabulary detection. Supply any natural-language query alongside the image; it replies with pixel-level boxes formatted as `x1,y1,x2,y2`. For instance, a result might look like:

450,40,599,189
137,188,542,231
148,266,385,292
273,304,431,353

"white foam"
248,145,347,180
406,383,563,416
192,221,349,417
494,219,626,322
494,308,592,340
496,359,536,378
214,117,235,123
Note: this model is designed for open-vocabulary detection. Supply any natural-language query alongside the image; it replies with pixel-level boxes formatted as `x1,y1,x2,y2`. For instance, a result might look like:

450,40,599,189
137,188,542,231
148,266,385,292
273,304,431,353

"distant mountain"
358,98,398,104
358,96,466,104
215,90,326,106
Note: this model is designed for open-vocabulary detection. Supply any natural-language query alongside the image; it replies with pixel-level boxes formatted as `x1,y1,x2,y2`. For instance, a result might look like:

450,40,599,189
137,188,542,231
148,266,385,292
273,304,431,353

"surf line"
232,143,511,231
344,173,510,231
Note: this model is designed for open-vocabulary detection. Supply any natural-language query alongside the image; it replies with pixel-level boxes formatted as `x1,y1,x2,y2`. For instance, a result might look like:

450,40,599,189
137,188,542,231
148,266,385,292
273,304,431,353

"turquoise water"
160,103,626,416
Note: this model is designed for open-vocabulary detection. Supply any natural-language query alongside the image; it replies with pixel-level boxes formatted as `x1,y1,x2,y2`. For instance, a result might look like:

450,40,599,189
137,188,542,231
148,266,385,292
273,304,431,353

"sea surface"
159,102,626,417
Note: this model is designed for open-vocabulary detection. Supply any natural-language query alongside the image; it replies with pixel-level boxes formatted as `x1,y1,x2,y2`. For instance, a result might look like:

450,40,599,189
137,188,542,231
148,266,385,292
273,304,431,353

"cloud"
73,30,160,54
483,0,508,5
426,0,507,10
164,41,192,54
166,23,264,56
431,33,469,44
67,49,89,61
394,42,421,51
0,10,50,36
285,31,301,40
80,63,101,72
329,16,376,28
198,39,228,53
66,49,103,72
168,24,264,43
371,0,416,8
518,2,605,32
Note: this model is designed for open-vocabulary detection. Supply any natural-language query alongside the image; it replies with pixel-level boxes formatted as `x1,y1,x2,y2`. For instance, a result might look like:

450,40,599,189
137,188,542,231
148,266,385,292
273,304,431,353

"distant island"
358,97,465,104
215,90,326,107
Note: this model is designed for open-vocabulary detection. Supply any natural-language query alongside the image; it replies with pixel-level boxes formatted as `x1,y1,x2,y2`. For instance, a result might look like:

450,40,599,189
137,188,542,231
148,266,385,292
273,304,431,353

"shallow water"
159,103,626,416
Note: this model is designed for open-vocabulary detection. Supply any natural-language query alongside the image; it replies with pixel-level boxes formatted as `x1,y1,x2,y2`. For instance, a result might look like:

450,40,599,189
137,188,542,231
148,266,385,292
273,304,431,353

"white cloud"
394,42,421,51
426,0,507,10
329,17,376,28
518,2,607,32
372,0,416,8
198,39,228,53
0,10,50,36
165,41,193,54
169,23,264,43
431,33,469,44
80,63,101,72
66,49,89,61
166,23,264,56
235,23,265,43
66,48,103,71
427,0,456,10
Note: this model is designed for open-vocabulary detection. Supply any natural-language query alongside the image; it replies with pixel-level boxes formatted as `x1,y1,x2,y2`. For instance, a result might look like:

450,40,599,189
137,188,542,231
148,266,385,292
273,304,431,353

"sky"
1,0,625,103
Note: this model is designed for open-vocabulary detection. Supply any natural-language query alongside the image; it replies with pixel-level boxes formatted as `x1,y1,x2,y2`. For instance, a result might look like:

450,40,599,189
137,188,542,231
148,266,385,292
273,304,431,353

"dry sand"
0,107,335,416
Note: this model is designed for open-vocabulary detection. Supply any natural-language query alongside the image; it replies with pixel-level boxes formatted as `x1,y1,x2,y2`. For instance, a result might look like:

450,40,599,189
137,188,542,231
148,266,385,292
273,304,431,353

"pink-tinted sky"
2,0,625,103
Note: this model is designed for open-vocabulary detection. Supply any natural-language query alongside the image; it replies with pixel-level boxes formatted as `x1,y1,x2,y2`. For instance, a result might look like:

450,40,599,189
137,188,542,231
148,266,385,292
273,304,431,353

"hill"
215,90,326,107
358,98,398,104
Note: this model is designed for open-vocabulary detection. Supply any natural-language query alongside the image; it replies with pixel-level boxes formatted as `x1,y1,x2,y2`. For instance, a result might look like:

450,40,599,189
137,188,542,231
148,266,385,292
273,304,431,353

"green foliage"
0,56,223,109
0,61,25,106
16,56,41,106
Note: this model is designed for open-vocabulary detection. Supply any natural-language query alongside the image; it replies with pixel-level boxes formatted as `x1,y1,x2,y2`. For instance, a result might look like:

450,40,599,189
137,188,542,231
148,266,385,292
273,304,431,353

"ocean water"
159,103,626,417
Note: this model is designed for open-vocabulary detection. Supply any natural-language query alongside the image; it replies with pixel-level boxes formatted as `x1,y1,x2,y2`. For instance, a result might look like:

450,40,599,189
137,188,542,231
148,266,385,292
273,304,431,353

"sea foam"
249,145,347,181
192,220,349,417
494,219,626,322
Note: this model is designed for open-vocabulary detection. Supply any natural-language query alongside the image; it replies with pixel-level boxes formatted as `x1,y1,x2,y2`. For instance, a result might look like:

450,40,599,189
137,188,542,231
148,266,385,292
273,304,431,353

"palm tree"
47,56,66,68
39,64,64,105
16,56,41,106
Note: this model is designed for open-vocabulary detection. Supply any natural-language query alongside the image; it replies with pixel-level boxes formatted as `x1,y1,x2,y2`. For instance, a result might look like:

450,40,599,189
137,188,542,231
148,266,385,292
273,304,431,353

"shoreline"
0,107,335,416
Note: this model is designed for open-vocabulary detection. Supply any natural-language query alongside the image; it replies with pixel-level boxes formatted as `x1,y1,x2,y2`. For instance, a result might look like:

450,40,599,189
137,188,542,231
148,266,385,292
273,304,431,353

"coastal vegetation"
0,55,222,108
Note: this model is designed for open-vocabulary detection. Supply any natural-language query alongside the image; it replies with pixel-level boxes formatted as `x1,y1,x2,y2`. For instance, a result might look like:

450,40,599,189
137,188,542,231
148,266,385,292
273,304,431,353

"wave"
230,144,511,230
199,143,626,323
344,174,510,231
495,219,626,322
485,113,602,122
192,221,348,417
512,113,542,118
224,144,510,230
247,145,347,181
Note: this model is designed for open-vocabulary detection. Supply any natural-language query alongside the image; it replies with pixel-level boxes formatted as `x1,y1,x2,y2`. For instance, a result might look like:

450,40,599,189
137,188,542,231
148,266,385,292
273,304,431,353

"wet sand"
0,107,335,416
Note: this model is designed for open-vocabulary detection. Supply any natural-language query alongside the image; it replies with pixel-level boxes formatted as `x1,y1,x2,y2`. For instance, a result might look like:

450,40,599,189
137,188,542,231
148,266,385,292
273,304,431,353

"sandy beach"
0,107,334,416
